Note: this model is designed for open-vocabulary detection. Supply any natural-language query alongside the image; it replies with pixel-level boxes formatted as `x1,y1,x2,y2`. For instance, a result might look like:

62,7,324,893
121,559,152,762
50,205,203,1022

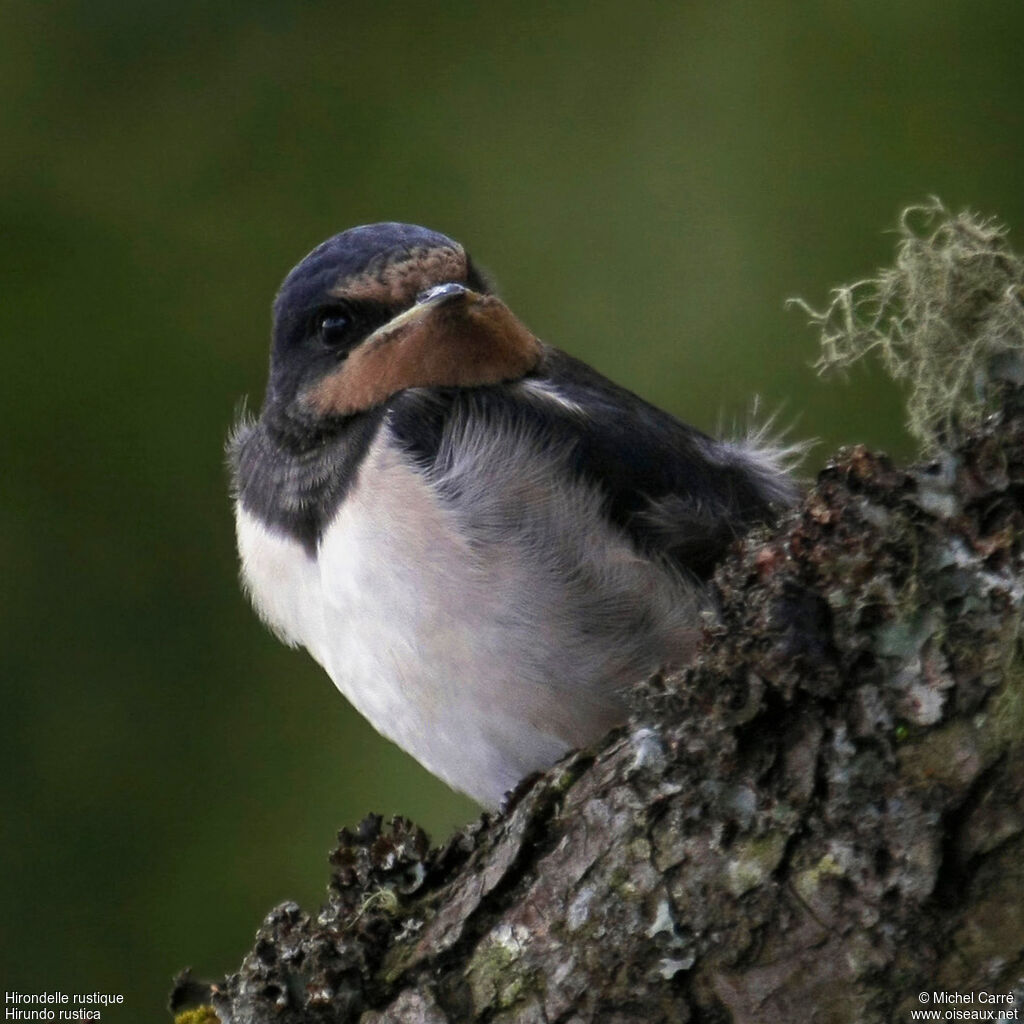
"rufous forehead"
331,245,468,306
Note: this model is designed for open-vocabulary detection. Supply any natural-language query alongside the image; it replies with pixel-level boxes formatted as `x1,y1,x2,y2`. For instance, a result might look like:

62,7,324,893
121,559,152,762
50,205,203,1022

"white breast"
235,508,326,654
236,425,699,807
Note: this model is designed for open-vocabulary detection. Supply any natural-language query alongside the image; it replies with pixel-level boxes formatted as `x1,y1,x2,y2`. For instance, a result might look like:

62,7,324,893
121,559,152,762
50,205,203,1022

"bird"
229,222,797,809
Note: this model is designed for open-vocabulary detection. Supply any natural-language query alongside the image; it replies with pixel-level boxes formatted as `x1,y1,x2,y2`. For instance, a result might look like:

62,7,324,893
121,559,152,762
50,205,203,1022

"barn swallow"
230,222,796,808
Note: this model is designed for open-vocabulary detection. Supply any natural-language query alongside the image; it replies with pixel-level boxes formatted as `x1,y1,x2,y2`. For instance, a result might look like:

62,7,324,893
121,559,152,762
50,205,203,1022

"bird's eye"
318,312,352,347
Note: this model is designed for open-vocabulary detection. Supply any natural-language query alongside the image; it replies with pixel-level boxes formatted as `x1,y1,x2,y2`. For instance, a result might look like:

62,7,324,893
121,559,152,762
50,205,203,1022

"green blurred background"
4,0,1024,1015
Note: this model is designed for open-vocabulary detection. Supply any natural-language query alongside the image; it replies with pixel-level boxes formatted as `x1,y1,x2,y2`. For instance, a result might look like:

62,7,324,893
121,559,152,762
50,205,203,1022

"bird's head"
263,223,543,433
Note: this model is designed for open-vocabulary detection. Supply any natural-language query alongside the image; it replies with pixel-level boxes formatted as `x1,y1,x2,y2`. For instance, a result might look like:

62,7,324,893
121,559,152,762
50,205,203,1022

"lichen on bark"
794,196,1024,452
174,204,1024,1024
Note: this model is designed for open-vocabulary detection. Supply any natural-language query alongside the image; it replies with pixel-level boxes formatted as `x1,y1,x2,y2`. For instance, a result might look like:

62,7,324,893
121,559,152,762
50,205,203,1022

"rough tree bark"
175,205,1024,1024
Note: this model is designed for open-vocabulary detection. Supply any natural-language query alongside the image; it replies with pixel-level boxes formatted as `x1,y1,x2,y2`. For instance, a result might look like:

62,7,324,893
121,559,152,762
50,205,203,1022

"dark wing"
387,346,797,579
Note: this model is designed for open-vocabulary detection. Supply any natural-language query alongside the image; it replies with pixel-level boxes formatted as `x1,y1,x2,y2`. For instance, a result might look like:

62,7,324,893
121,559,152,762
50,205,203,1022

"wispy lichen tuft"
793,198,1024,451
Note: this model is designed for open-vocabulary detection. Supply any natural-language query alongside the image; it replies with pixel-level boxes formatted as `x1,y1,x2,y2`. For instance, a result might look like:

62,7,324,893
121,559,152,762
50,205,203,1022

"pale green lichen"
174,1008,220,1024
792,851,846,905
793,198,1024,452
356,886,401,917
725,832,788,897
467,923,536,1013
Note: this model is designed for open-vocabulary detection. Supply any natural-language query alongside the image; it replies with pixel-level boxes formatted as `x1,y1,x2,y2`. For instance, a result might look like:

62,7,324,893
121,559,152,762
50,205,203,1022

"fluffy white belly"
236,431,696,807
